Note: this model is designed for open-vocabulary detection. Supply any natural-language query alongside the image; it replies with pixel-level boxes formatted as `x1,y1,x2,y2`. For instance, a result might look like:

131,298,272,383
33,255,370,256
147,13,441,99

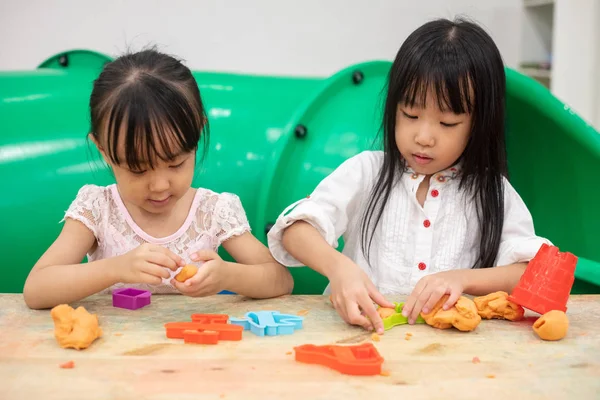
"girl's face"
93,131,196,216
109,152,196,216
395,90,472,176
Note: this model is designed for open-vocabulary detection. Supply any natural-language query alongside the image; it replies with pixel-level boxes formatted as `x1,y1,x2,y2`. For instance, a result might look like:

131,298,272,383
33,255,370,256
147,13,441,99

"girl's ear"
88,133,109,164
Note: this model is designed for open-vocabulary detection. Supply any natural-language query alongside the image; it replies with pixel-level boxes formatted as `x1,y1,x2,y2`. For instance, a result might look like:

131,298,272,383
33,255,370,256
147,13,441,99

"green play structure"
1,50,599,295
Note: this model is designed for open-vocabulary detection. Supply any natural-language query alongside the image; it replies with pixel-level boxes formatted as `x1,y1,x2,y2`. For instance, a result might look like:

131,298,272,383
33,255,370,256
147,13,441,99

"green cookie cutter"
381,302,426,331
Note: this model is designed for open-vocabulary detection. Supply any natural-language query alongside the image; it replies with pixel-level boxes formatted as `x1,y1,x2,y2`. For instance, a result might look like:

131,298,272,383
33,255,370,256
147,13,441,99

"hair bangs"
393,47,474,115
102,75,203,171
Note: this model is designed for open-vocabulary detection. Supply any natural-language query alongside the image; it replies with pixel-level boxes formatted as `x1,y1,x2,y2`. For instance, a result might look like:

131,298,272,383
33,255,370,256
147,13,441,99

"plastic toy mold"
112,288,151,310
509,244,577,315
165,314,243,344
380,302,425,330
229,311,304,336
294,343,384,376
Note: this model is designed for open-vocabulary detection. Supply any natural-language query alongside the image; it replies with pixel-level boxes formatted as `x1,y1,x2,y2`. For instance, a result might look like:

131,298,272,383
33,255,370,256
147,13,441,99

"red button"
423,220,431,228
431,189,439,198
418,262,426,270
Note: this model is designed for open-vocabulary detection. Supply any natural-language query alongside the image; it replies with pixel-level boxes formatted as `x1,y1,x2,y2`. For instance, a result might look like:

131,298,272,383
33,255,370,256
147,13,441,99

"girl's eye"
440,122,460,127
130,169,147,175
170,161,185,169
402,111,418,119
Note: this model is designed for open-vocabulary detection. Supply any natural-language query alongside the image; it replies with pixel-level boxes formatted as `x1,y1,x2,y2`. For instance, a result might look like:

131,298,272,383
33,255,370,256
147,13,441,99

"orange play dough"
533,310,569,341
51,304,102,350
175,264,198,282
420,295,481,332
377,307,396,319
473,291,525,321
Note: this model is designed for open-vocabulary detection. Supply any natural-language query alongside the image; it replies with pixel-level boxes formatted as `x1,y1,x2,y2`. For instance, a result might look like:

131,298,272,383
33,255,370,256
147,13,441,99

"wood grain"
0,294,598,400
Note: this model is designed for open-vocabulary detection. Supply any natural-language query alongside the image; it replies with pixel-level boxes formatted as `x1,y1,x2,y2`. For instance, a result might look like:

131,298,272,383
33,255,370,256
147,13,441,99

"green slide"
1,50,599,295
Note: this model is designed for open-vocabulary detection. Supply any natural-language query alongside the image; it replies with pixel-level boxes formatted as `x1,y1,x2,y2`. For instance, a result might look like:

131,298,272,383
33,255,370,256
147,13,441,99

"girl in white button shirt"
267,18,551,334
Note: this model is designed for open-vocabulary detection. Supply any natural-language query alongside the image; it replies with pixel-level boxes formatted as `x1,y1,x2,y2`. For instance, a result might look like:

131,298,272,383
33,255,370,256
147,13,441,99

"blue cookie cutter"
229,311,304,336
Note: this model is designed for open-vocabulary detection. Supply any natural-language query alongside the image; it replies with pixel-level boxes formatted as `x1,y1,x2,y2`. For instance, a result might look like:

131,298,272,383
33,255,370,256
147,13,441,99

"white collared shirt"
267,151,551,295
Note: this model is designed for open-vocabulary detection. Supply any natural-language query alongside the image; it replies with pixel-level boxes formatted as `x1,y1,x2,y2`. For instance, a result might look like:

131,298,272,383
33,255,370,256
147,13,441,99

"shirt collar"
403,162,462,181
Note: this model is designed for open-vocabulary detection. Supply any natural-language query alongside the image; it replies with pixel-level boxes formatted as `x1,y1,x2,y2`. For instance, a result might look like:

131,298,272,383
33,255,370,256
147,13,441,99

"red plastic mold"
165,314,243,344
293,343,384,376
508,244,577,315
191,314,229,324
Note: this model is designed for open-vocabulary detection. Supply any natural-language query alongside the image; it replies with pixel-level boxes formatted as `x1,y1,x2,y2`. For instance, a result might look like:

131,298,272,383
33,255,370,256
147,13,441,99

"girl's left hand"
402,270,465,324
171,250,229,297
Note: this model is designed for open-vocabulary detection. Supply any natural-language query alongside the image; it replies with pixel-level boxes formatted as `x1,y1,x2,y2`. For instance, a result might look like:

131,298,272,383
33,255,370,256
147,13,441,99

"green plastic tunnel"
1,50,599,295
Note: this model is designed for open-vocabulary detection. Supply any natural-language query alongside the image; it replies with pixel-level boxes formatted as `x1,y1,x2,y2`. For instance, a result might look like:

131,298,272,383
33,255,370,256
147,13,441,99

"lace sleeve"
212,193,251,245
61,185,106,238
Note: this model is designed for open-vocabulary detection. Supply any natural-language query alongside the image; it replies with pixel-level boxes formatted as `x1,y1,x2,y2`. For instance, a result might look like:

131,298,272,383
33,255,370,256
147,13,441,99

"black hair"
361,17,507,269
89,47,209,171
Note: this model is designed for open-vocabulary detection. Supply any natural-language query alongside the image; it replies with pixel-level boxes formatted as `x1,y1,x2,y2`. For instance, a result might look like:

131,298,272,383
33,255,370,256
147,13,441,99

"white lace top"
268,151,551,295
63,184,251,294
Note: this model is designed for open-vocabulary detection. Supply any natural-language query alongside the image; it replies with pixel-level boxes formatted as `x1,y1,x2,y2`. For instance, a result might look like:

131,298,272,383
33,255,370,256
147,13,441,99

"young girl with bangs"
24,49,293,309
268,18,550,334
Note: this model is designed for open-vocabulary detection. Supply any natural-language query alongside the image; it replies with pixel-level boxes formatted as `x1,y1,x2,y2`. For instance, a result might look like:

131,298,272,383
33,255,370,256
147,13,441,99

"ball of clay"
175,264,199,282
377,307,396,319
533,310,569,341
421,295,481,332
473,291,525,321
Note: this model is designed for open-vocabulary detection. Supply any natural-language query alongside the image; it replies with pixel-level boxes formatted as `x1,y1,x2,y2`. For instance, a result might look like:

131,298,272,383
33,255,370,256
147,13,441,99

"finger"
149,245,185,267
331,295,346,319
346,301,373,331
171,278,195,294
183,266,210,287
141,262,173,280
410,284,432,324
190,249,219,262
367,283,395,309
402,279,427,317
146,252,180,271
443,287,462,310
140,272,163,286
360,294,384,334
422,287,447,314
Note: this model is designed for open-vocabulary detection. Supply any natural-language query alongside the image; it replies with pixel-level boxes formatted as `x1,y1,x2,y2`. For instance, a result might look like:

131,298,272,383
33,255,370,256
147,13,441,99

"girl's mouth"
148,196,172,207
413,154,433,165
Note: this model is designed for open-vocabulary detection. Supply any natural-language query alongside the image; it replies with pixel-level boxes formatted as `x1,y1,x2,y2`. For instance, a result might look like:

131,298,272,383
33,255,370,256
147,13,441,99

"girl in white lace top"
268,18,551,334
24,49,293,309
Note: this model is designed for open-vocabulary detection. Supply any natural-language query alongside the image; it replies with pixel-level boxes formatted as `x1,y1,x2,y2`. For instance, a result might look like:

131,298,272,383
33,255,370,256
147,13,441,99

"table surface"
0,293,599,400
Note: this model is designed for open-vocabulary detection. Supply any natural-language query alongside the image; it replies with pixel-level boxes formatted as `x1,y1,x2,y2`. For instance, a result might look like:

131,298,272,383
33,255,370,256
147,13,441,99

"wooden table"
0,294,599,399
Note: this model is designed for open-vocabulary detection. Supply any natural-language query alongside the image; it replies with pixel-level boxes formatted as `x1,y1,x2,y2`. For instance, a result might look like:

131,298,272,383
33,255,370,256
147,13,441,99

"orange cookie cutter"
293,342,384,376
165,314,243,344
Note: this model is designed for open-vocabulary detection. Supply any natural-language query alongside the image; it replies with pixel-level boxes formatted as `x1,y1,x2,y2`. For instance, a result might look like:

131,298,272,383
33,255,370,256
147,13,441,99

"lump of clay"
51,304,103,350
377,307,396,319
420,295,481,332
533,310,569,341
473,291,525,321
175,264,199,282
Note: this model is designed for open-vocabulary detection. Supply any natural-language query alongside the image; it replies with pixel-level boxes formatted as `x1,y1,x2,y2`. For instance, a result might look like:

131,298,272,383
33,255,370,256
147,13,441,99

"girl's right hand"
114,243,184,285
328,261,394,334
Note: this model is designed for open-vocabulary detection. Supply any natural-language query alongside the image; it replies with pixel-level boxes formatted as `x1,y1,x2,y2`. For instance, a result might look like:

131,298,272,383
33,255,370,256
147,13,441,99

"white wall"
552,0,600,129
0,0,522,76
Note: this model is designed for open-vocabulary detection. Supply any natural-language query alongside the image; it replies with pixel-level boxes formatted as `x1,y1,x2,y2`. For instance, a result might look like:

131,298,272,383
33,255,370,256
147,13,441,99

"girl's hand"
328,262,394,334
115,243,184,285
402,270,465,324
171,250,228,297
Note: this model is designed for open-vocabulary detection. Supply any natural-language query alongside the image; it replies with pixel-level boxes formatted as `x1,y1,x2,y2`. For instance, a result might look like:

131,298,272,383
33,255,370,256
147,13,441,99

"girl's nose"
149,174,170,193
415,125,435,147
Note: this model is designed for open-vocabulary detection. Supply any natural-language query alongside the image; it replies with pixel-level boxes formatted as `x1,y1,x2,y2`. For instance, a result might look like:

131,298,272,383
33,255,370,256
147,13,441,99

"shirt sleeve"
267,151,383,266
495,178,552,266
213,192,251,245
61,185,106,238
